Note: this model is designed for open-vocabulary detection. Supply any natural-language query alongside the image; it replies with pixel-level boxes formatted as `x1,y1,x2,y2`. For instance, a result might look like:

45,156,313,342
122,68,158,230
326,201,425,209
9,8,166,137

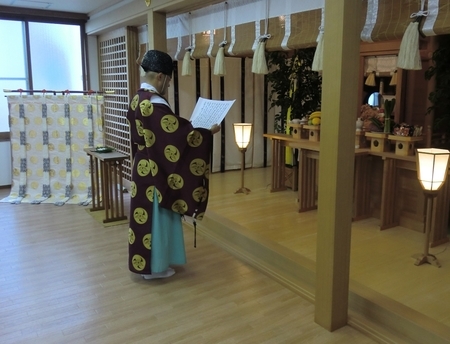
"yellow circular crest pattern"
143,129,155,147
140,100,154,116
190,158,207,176
164,145,180,162
172,200,188,214
133,207,148,224
130,181,137,197
137,159,151,176
136,120,144,136
167,173,184,190
58,143,66,152
146,186,162,203
132,254,146,271
187,130,203,147
143,234,151,250
192,186,208,202
130,94,139,110
128,228,135,244
149,159,158,176
161,115,179,133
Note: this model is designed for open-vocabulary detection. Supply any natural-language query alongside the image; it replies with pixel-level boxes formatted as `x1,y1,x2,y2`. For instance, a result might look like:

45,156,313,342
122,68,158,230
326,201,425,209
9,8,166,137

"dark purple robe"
127,89,212,274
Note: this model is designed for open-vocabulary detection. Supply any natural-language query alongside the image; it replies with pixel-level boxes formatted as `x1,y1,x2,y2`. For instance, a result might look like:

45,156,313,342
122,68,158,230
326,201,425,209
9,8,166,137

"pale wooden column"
314,0,362,331
147,10,167,51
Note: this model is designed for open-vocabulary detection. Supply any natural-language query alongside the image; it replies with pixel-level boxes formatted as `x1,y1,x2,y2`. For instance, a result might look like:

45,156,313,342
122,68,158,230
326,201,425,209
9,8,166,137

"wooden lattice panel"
98,27,139,184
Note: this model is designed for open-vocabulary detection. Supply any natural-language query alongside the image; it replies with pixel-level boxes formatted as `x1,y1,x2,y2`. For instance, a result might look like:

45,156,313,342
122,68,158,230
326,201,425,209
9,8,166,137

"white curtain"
3,94,104,205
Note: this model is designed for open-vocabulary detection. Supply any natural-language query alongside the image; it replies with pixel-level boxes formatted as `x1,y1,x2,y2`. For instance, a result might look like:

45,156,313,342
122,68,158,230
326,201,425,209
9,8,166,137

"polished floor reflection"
0,186,376,343
206,167,450,329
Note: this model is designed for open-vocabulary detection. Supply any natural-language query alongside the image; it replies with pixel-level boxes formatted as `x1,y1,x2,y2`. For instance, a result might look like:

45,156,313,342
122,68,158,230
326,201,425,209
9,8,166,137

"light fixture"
145,0,151,6
233,123,252,194
414,148,450,267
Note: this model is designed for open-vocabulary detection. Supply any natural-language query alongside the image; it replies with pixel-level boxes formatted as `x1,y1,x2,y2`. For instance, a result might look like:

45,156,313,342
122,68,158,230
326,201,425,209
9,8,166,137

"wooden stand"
355,130,366,149
303,125,320,142
412,194,441,267
235,148,250,194
85,148,128,223
285,165,298,191
388,135,423,156
289,123,303,139
365,132,389,152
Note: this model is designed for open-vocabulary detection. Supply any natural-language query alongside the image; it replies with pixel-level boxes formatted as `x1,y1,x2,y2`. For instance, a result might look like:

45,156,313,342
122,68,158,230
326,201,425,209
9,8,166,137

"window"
0,19,85,132
0,20,27,132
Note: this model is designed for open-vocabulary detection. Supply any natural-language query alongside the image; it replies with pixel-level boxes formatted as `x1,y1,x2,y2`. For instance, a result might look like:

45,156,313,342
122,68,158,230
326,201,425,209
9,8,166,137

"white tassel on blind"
397,0,428,70
182,46,193,76
312,7,325,72
214,2,228,76
252,34,271,74
182,13,194,76
365,71,377,86
389,70,398,86
214,41,227,76
252,0,270,75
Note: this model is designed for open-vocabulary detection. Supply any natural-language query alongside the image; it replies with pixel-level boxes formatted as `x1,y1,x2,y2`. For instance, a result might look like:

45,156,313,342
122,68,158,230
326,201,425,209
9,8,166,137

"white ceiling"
0,0,226,18
0,0,125,15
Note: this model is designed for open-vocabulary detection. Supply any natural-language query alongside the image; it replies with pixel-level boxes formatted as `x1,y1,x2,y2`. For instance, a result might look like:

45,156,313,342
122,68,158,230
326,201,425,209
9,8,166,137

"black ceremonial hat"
141,50,174,76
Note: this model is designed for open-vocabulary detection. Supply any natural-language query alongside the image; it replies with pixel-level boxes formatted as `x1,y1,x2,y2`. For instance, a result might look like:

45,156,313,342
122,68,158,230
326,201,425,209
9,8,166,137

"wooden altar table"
84,148,128,224
263,133,450,247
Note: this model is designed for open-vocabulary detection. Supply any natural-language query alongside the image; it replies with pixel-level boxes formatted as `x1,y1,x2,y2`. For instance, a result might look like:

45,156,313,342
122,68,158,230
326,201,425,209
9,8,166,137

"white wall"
0,141,11,186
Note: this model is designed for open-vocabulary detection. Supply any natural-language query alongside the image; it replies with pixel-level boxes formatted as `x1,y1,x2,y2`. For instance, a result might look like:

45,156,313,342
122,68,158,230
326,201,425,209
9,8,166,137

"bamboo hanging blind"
166,0,450,60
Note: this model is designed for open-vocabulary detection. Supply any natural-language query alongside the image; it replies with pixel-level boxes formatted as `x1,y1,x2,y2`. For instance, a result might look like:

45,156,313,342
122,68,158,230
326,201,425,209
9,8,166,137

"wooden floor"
0,186,377,343
205,167,450,333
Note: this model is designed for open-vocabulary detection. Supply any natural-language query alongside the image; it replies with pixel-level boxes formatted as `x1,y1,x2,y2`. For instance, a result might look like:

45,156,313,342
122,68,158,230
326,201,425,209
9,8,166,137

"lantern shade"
233,123,252,149
416,148,450,192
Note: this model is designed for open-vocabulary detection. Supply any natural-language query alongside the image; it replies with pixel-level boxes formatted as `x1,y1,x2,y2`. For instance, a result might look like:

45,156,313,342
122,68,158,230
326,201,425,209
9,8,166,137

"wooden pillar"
315,0,361,331
147,10,167,51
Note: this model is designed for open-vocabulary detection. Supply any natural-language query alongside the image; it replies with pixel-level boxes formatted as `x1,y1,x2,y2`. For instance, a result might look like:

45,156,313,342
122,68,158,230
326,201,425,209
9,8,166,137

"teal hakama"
150,193,186,273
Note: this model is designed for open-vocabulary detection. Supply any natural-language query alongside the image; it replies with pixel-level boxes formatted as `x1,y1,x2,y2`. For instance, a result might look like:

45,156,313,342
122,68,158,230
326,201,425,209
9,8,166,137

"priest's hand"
210,124,221,134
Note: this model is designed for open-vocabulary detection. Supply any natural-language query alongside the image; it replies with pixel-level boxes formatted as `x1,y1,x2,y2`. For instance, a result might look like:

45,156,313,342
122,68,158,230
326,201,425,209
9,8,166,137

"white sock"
141,267,175,280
